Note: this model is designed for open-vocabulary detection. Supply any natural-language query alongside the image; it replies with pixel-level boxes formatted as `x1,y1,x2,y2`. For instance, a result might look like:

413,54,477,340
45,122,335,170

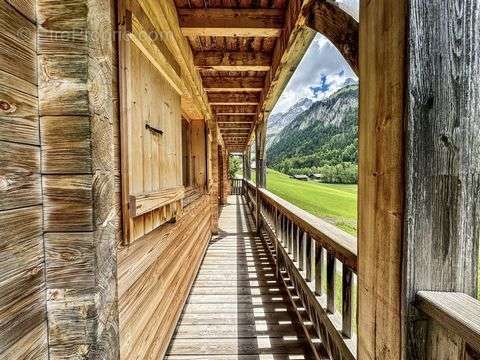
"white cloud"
270,31,358,115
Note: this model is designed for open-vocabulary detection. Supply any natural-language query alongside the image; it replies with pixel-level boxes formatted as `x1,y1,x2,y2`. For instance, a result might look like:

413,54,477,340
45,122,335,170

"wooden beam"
218,123,252,130
216,115,256,123
307,1,359,75
357,1,406,360
208,92,259,105
212,105,258,115
203,76,264,92
194,51,271,71
178,8,284,37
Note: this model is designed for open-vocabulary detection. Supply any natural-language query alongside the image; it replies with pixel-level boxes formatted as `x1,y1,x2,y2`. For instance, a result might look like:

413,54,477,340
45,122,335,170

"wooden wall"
118,196,212,359
0,1,48,358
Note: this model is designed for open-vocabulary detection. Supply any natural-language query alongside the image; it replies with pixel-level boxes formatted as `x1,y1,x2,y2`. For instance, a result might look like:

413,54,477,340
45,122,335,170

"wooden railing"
243,180,357,359
230,178,243,195
416,291,480,359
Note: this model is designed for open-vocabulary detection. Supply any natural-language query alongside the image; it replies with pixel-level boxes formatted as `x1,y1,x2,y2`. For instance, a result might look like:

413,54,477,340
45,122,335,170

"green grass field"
266,169,358,235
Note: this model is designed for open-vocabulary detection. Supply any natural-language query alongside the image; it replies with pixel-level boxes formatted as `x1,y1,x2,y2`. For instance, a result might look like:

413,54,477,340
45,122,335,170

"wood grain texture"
38,55,89,116
178,8,284,37
0,1,37,83
119,34,184,243
357,1,407,359
166,196,312,358
405,1,480,358
417,292,480,355
40,116,91,174
37,0,88,54
6,0,36,23
0,141,41,211
0,206,47,357
118,196,212,359
42,175,93,232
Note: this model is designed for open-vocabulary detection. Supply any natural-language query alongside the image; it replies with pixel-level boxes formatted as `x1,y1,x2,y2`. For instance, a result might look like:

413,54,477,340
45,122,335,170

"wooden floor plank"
166,196,310,358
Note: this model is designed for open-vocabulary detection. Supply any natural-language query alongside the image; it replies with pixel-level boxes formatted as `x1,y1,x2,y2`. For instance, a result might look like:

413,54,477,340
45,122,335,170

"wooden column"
37,0,119,357
359,1,480,359
404,1,480,358
255,121,267,232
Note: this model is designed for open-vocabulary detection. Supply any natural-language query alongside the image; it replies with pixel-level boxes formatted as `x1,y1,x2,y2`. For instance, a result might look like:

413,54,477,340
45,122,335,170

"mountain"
267,84,359,183
266,98,313,149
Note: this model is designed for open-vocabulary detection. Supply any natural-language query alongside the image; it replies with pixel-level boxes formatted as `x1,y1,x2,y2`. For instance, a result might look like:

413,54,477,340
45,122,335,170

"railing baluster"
342,266,353,338
293,224,298,262
305,234,312,282
315,242,323,296
288,221,294,255
298,229,304,271
327,251,336,313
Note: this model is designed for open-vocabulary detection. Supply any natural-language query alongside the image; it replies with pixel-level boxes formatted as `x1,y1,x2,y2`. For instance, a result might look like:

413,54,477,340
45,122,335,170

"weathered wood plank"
6,0,36,23
208,92,259,105
0,82,38,119
178,8,284,37
404,1,480,358
42,175,93,232
0,141,41,211
129,186,184,217
203,77,265,92
40,116,91,174
0,322,48,360
38,55,89,116
45,233,95,290
194,51,271,71
357,1,407,358
37,0,88,54
417,292,480,354
0,1,36,83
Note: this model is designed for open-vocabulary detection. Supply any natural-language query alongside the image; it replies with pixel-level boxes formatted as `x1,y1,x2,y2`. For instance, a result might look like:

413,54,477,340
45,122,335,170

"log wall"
37,0,119,358
0,1,48,358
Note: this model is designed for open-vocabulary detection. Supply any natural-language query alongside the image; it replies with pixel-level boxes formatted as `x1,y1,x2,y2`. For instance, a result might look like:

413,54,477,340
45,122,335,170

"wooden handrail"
417,291,480,354
258,187,357,271
243,178,357,359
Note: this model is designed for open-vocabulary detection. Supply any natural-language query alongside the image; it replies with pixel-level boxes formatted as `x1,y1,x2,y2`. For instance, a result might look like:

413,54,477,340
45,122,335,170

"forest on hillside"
267,85,358,184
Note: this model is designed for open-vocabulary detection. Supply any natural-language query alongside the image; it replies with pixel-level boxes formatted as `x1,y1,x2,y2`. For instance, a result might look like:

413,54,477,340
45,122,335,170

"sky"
270,0,359,115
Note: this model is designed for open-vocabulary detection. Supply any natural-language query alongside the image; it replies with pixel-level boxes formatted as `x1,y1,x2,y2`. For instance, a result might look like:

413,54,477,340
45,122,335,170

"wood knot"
0,100,16,113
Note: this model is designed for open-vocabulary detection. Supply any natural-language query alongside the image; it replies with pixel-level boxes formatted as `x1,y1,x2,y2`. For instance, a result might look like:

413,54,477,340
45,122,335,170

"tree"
229,156,242,178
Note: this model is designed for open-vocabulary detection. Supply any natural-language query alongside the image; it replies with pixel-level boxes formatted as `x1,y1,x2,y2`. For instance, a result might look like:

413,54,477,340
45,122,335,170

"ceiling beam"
203,76,265,92
212,105,258,115
208,92,260,105
194,51,272,71
178,8,284,37
216,115,256,123
218,123,252,129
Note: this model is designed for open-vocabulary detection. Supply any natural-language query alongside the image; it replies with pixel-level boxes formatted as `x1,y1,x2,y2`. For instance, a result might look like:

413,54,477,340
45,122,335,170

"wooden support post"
359,1,480,358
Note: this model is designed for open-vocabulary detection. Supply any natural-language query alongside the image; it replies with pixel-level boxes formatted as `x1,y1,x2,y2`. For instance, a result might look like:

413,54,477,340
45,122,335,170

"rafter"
216,115,256,123
203,76,265,92
212,105,258,115
218,123,252,129
178,8,284,37
194,51,272,71
208,92,260,105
